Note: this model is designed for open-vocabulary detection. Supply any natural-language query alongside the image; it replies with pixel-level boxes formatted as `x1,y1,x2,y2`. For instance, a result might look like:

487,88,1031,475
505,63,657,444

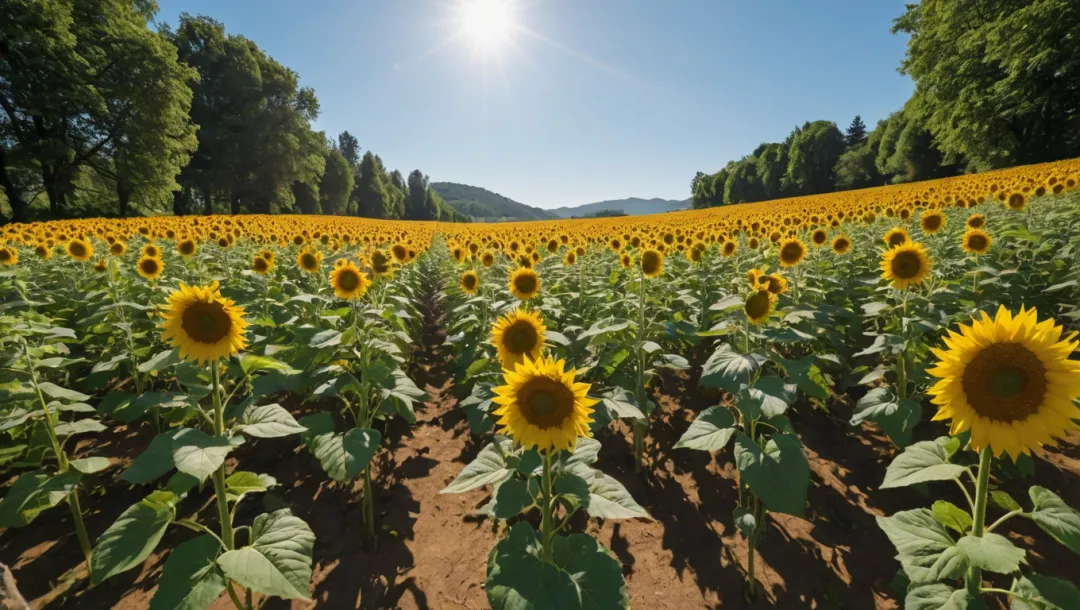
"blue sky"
154,0,915,209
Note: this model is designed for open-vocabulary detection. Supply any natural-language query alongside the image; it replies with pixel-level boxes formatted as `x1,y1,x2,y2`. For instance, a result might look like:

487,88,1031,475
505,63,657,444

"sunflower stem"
633,264,648,473
964,446,993,597
540,450,555,563
210,362,235,551
67,489,93,582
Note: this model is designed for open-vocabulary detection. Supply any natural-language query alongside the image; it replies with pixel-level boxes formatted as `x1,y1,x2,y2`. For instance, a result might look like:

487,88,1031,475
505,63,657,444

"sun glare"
460,0,514,50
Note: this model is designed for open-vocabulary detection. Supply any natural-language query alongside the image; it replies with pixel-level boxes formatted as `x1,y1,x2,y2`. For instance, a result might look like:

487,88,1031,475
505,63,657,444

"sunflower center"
961,343,1047,422
504,321,538,354
890,251,923,279
463,274,477,290
888,234,906,247
514,275,537,294
519,378,574,429
181,301,232,345
780,243,803,263
70,242,86,257
968,235,988,251
337,269,360,291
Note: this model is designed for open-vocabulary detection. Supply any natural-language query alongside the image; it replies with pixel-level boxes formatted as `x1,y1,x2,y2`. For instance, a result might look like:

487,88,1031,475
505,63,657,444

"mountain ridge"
432,182,689,221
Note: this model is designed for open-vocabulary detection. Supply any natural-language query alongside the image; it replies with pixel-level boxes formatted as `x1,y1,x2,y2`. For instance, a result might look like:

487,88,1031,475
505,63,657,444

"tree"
754,143,788,199
337,131,360,167
168,14,323,216
425,186,445,220
1,0,197,219
691,173,714,209
405,169,430,219
352,151,389,218
318,148,352,215
874,108,960,184
783,120,846,195
690,171,706,196
834,143,881,190
845,115,868,148
724,157,764,204
893,0,1080,169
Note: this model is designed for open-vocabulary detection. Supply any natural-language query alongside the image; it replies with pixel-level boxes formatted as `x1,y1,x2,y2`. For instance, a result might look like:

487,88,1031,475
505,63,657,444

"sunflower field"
2,158,1080,609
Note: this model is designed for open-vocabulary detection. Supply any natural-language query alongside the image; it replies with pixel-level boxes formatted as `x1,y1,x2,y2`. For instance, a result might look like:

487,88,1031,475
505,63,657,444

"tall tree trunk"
117,178,131,218
202,185,213,215
230,190,241,215
0,147,25,223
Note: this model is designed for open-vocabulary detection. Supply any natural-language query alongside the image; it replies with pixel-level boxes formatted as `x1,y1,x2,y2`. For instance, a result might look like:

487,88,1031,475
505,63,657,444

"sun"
460,0,513,50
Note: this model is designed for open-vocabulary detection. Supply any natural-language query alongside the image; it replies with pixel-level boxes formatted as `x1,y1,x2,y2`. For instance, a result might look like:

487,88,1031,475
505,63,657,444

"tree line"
0,2,465,223
692,0,1080,209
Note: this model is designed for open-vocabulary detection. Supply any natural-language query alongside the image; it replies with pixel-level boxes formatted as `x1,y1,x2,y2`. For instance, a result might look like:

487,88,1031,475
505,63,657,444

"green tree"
754,143,788,199
425,186,445,220
834,143,881,190
168,14,322,216
874,108,960,184
405,169,430,219
1,0,197,219
353,151,389,218
893,0,1080,169
844,115,868,147
337,130,360,167
318,147,353,215
783,120,845,195
724,157,764,204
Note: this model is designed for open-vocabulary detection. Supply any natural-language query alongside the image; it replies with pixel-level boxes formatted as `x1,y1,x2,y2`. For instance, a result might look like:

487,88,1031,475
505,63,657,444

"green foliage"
894,0,1080,169
318,148,353,215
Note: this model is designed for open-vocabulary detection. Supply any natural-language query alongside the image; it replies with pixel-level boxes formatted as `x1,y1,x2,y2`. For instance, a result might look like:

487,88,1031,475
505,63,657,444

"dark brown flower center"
504,320,538,354
181,301,232,344
961,343,1047,422
890,250,923,280
519,377,574,429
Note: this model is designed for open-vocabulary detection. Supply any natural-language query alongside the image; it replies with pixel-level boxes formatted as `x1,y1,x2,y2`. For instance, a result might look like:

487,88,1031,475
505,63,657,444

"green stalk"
209,362,234,550
745,496,764,599
633,266,648,473
964,447,993,596
362,467,376,549
540,450,555,563
23,340,93,578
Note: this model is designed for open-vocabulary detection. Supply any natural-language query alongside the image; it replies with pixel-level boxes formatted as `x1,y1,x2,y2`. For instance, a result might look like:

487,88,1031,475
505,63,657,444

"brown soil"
6,291,1080,609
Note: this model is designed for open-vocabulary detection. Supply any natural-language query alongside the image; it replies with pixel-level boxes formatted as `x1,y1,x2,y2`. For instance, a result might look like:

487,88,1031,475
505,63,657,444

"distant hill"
431,182,556,221
550,197,689,219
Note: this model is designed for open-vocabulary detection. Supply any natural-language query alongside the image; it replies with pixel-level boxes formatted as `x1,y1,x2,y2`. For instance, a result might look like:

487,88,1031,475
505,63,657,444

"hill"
551,197,689,218
431,183,557,221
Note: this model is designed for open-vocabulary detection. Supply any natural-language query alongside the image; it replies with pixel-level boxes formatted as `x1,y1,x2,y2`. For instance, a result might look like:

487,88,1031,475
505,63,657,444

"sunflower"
391,244,408,263
759,273,787,295
563,251,577,266
777,238,806,268
883,227,910,248
252,255,272,275
491,355,597,453
0,246,18,266
460,270,480,294
881,242,931,290
966,214,986,230
136,255,164,280
928,306,1080,459
744,289,776,325
161,281,249,364
481,251,495,267
177,239,197,257
811,228,828,247
747,267,764,286
34,244,51,260
110,241,127,256
491,308,547,368
619,253,632,268
831,236,851,255
67,238,93,261
508,267,540,300
93,259,107,273
329,261,371,300
370,249,392,276
920,211,945,234
297,249,322,273
640,248,663,278
142,243,161,258
721,240,737,257
962,229,992,255
1006,192,1026,211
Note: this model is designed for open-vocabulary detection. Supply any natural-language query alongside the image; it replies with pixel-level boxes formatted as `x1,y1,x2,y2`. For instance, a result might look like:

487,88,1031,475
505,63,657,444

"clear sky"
153,0,915,210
